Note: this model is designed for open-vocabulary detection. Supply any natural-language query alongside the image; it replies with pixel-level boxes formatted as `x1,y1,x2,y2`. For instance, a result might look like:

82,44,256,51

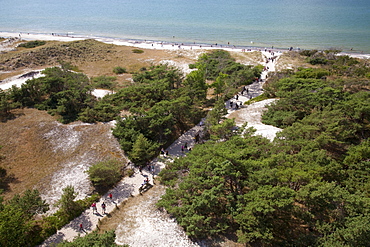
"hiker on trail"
184,142,188,150
181,145,184,152
79,223,83,231
139,166,143,175
160,148,165,155
195,133,200,143
91,202,97,213
101,202,106,214
109,193,112,200
165,150,169,156
142,177,149,187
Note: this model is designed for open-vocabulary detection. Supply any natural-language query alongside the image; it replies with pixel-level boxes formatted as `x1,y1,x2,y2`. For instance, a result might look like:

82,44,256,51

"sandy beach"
2,31,369,61
0,31,284,53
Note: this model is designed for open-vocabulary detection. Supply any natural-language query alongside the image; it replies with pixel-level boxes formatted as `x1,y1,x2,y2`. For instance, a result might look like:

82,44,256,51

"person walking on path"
101,202,106,214
91,202,97,214
109,193,112,200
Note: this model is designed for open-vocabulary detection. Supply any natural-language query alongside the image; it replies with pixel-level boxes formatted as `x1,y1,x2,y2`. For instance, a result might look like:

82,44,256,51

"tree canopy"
158,51,370,246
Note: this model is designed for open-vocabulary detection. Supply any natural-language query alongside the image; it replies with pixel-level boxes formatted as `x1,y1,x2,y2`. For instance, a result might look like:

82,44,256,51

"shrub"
308,57,328,65
299,49,318,57
91,75,117,89
188,64,197,69
113,66,127,74
87,160,123,188
132,49,144,54
18,40,46,48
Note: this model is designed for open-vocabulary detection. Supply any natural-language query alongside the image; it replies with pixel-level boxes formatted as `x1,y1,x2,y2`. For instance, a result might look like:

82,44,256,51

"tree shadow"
0,167,19,192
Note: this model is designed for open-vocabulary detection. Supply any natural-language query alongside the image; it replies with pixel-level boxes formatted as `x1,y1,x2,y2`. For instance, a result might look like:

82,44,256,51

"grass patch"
244,93,270,105
132,49,144,54
18,40,46,48
113,66,127,74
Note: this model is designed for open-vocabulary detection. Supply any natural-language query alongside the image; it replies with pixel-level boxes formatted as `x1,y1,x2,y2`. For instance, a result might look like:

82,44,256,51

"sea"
1,0,369,53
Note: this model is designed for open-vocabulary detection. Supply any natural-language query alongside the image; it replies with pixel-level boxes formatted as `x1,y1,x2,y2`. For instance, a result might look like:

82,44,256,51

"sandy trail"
226,50,282,141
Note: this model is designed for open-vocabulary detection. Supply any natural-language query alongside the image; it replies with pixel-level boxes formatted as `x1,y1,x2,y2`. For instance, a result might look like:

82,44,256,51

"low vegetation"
57,230,126,247
112,66,127,74
87,160,124,189
18,40,46,48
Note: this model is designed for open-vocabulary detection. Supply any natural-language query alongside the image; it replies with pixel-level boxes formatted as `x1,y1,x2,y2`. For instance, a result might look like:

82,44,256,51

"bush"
308,57,328,65
57,230,123,247
87,160,123,188
18,40,46,48
299,49,318,57
188,64,197,69
132,49,144,54
91,75,117,90
113,66,127,74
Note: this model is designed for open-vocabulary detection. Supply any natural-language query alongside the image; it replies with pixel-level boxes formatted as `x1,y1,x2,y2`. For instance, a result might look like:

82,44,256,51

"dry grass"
0,108,127,201
275,51,314,71
232,50,264,65
0,39,194,81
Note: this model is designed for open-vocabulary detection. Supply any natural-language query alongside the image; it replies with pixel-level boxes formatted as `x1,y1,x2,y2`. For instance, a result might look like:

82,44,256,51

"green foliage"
18,40,46,48
204,99,228,126
182,68,208,102
112,64,204,156
262,77,346,128
158,61,370,245
0,89,20,121
209,118,237,140
112,66,127,74
0,189,49,247
294,67,330,79
193,50,261,98
54,186,82,221
87,160,123,188
91,75,117,90
9,65,96,123
129,134,158,167
308,57,328,65
299,49,318,57
132,49,144,54
57,230,123,247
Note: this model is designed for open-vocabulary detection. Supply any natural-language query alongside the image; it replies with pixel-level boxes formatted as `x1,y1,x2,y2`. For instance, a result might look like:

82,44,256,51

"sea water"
1,0,369,53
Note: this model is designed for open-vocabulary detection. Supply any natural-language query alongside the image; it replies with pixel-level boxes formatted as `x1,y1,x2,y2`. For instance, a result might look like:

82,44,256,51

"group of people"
181,142,192,153
91,193,113,215
160,148,169,156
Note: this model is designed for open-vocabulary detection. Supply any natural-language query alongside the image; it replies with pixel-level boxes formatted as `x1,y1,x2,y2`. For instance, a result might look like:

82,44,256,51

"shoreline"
2,31,370,60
